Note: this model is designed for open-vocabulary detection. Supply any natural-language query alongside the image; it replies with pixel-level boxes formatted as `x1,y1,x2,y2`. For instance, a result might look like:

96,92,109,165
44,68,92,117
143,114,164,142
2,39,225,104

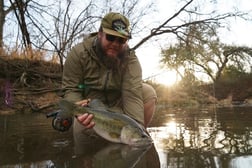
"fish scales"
75,106,134,143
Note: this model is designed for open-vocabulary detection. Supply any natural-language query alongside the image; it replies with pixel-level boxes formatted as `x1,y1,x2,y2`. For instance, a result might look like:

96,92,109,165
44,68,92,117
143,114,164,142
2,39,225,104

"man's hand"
75,99,95,129
75,98,91,106
76,113,95,129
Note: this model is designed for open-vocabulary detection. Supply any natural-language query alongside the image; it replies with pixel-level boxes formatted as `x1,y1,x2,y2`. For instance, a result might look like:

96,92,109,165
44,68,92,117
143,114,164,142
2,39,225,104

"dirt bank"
0,57,62,114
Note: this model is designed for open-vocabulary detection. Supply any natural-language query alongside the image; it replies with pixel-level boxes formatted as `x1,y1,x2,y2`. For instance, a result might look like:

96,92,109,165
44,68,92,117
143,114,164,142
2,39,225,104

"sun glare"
165,121,177,134
155,70,178,86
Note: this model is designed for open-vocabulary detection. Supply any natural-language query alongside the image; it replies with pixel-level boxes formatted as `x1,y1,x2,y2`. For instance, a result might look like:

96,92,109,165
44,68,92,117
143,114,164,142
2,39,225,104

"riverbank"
1,57,252,115
0,57,62,114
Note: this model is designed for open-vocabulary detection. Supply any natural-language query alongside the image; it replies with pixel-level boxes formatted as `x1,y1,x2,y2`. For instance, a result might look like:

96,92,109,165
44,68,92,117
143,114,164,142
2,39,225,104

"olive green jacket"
62,34,144,124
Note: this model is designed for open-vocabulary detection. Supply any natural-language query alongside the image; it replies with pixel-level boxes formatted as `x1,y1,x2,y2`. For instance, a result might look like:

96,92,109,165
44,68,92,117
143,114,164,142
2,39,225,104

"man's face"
98,32,128,59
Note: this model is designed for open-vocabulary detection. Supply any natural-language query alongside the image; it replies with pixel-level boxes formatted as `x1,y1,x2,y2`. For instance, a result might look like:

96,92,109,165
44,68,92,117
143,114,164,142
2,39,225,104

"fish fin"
58,99,75,113
88,99,107,110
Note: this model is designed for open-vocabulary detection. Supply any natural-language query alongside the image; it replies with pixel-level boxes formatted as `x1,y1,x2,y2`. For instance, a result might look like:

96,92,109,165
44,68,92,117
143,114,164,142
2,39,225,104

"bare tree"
2,0,155,59
52,1,95,68
1,0,251,64
132,0,250,50
24,0,155,69
0,0,16,48
9,0,33,57
25,0,97,69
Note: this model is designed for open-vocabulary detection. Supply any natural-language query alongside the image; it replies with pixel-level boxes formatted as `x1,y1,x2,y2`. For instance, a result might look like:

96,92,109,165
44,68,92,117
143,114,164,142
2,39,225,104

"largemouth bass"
56,99,153,147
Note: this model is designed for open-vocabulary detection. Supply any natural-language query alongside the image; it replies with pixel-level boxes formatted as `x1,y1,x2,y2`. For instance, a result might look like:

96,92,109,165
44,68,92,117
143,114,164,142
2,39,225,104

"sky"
133,0,252,86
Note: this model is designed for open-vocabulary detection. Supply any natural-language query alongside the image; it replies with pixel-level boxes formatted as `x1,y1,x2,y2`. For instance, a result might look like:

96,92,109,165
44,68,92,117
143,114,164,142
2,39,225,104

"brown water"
0,106,252,168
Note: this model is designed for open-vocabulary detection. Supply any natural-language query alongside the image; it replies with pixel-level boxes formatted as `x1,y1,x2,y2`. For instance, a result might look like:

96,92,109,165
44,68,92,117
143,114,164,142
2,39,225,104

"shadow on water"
0,106,252,168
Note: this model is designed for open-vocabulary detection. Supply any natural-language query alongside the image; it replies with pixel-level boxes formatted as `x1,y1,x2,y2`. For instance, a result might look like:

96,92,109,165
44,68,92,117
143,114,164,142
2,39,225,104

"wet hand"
75,99,95,129
76,113,95,129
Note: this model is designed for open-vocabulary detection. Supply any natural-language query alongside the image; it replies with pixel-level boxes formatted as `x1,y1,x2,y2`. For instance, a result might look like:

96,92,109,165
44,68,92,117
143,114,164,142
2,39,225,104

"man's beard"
96,39,127,71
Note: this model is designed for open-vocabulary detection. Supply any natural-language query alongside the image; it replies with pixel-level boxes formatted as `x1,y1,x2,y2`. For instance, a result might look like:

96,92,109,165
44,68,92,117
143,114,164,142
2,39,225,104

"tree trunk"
0,0,5,48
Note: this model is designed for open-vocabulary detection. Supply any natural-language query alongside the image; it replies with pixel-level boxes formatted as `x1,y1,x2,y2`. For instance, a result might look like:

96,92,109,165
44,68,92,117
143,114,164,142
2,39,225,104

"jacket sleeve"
122,50,144,124
62,44,84,102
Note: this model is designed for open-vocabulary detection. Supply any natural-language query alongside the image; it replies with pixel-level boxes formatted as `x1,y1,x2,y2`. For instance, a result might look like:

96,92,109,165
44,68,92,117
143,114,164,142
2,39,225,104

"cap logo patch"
112,19,128,36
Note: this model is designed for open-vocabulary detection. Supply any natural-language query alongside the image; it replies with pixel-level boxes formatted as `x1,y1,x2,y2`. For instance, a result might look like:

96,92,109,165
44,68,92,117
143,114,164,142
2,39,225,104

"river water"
0,105,252,168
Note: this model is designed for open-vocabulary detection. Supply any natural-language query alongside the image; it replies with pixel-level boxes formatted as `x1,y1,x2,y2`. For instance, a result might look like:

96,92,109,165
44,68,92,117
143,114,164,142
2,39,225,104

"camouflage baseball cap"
101,12,131,39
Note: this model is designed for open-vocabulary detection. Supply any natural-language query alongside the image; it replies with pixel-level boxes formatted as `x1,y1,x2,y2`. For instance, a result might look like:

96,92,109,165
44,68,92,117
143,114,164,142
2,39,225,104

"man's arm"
62,45,84,102
121,50,144,124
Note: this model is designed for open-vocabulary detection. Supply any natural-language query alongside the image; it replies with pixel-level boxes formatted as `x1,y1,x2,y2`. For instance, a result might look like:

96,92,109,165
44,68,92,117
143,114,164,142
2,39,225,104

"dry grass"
0,48,62,114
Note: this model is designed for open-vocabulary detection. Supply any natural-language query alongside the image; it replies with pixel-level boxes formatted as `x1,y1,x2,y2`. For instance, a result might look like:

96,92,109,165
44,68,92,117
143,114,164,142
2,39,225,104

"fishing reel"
46,110,73,132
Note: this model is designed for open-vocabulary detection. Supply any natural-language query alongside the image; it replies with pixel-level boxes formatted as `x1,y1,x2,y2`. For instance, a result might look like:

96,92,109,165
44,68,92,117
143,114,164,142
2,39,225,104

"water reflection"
148,106,252,168
69,143,160,168
0,113,160,168
0,113,73,166
0,106,252,167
